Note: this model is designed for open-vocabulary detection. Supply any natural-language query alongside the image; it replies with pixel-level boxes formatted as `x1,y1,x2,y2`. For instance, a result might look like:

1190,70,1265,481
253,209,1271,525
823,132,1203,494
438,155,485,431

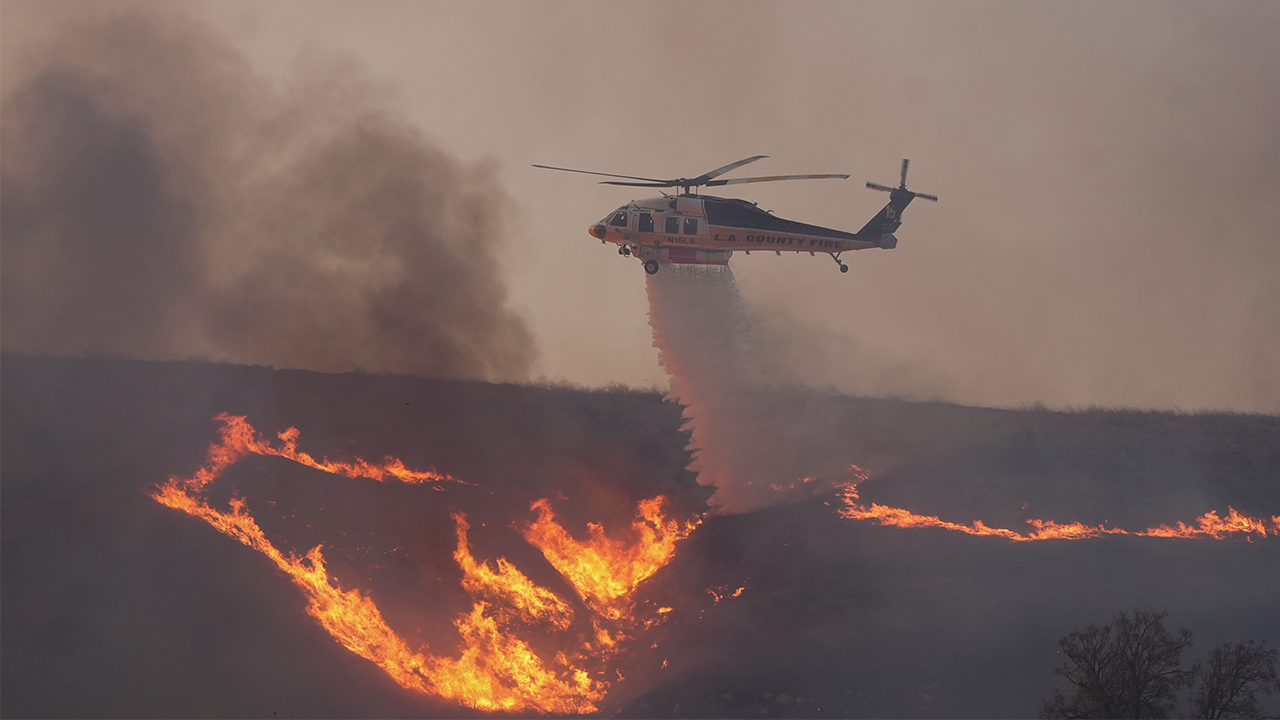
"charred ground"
2,355,1278,718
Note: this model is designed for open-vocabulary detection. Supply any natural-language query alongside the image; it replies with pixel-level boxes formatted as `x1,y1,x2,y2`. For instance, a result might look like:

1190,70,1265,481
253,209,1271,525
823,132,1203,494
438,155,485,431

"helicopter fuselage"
535,155,934,275
589,192,907,272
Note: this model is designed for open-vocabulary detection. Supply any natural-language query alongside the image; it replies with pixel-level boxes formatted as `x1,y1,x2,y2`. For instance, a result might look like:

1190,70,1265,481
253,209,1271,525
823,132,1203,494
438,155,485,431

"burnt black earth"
3,355,1278,718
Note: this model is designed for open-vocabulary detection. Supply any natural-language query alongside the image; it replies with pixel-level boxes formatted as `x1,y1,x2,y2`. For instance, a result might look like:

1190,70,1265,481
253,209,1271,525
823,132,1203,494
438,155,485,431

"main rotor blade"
599,180,679,187
532,164,668,184
691,155,769,184
706,173,850,187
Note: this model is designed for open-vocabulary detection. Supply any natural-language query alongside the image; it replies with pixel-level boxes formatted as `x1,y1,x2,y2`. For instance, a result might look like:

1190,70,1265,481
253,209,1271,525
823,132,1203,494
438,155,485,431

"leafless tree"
1042,609,1193,719
1188,640,1279,719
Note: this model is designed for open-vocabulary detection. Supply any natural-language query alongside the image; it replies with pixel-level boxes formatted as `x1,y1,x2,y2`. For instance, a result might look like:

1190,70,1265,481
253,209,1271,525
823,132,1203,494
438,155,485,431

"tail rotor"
866,159,938,202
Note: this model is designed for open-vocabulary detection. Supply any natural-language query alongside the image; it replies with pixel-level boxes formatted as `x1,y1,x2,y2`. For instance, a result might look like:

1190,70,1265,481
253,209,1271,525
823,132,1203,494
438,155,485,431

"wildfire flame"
168,413,457,496
523,497,699,621
1141,507,1280,539
150,488,436,695
837,465,1280,542
152,415,697,714
707,586,745,602
424,601,600,713
452,510,575,631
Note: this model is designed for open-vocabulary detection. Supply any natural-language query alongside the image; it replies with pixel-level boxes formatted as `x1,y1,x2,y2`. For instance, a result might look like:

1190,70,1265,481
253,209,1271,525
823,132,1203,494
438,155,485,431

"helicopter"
533,156,937,275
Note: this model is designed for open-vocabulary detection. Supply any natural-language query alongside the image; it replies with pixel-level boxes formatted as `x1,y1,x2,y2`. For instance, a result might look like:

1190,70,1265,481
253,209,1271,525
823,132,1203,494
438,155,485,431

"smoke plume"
1,6,534,381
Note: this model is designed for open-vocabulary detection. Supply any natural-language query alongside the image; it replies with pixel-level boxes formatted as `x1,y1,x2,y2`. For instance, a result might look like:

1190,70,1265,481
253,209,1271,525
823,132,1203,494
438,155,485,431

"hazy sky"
4,1,1278,412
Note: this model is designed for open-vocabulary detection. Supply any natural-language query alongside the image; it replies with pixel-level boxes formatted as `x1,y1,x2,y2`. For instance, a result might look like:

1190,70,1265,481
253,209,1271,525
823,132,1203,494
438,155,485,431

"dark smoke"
1,6,534,381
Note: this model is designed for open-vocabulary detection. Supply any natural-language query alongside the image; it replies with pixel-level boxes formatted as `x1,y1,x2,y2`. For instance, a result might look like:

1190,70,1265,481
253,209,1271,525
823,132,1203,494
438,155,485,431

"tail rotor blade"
867,160,937,201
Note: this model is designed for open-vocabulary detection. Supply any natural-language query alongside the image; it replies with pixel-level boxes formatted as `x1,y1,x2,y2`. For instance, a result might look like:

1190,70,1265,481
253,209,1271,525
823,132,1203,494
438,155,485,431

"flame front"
523,497,698,621
837,465,1280,542
424,602,598,713
452,511,575,631
1142,507,1280,539
169,413,456,496
151,488,434,694
151,415,696,714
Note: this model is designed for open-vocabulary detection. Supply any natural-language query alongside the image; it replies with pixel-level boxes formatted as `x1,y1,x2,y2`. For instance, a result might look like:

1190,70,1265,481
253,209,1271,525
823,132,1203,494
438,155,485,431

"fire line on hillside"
151,414,697,714
836,465,1280,541
151,416,1278,714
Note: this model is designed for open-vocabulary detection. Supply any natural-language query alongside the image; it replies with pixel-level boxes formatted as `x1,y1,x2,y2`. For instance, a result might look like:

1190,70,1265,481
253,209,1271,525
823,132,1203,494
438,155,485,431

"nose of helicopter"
588,224,607,239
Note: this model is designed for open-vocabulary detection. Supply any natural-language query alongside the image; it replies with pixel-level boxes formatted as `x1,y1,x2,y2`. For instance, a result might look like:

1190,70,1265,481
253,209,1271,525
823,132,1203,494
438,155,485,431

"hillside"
3,355,1277,718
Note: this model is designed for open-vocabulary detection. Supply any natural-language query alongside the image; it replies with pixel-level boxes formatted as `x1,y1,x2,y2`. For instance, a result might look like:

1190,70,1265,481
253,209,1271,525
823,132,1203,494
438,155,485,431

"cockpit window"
609,211,629,227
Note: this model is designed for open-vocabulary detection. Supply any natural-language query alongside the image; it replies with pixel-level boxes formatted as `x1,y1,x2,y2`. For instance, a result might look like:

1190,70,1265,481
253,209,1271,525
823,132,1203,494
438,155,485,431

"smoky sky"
350,0,1278,413
5,1,1279,411
1,5,535,381
716,2,1280,413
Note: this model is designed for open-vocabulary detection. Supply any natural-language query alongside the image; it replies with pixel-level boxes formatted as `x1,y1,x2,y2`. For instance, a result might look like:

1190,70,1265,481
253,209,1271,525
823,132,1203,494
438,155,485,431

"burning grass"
149,414,1277,715
837,465,1280,542
151,414,697,714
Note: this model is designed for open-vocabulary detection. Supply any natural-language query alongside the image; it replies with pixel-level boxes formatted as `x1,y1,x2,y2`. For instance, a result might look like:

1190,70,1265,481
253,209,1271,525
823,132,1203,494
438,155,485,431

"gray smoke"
1,6,534,381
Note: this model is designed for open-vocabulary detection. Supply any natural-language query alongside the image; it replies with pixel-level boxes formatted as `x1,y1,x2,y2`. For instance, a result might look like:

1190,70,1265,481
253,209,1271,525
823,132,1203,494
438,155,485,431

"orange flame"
707,586,745,602
172,413,456,495
151,488,435,694
837,465,1280,542
522,497,699,621
152,414,698,714
452,511,575,631
424,602,601,713
1142,507,1280,539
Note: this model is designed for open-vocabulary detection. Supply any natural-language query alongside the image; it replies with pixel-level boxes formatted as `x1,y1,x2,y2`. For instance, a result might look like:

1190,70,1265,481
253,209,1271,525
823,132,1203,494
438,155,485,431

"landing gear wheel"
840,264,849,273
644,259,659,275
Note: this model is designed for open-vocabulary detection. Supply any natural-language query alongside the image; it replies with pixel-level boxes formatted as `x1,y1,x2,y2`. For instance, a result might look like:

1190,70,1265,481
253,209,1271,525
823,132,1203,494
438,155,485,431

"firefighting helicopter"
533,156,937,274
